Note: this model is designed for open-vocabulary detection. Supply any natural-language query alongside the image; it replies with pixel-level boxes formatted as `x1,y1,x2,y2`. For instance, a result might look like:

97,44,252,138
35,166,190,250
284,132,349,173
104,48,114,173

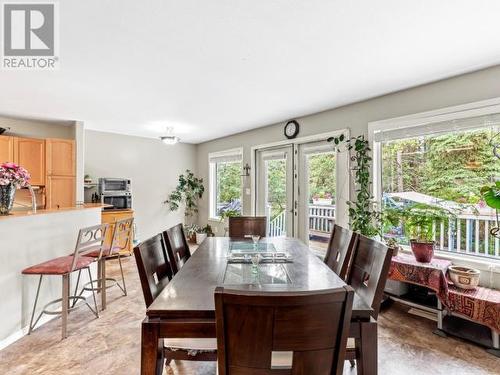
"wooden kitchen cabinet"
0,136,14,163
46,176,75,209
13,137,45,185
46,138,75,176
101,209,135,255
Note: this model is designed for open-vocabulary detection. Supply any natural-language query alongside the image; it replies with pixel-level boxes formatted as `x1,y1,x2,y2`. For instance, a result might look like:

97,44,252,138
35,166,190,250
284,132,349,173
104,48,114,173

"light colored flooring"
1,255,499,375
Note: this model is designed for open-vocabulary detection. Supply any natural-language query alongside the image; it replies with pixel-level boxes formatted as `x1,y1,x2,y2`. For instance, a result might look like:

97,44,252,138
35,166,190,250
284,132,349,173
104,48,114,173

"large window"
374,113,500,259
209,149,243,219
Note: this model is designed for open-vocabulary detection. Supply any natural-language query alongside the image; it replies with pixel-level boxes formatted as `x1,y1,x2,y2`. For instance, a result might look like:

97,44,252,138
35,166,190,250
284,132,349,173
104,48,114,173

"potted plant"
165,170,204,224
195,227,207,245
481,181,500,238
327,134,381,237
202,224,215,237
0,162,31,215
389,204,450,263
184,224,200,243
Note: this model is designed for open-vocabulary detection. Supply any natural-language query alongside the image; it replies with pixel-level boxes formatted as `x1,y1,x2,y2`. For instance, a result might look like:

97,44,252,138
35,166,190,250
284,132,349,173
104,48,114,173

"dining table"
141,237,375,375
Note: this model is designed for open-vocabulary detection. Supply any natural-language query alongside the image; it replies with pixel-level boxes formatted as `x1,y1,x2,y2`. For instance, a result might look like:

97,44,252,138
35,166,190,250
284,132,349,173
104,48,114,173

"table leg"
355,319,377,375
141,318,164,375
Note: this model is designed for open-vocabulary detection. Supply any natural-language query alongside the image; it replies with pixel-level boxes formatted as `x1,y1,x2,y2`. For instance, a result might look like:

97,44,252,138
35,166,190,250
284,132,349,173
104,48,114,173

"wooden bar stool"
73,217,134,310
22,223,109,339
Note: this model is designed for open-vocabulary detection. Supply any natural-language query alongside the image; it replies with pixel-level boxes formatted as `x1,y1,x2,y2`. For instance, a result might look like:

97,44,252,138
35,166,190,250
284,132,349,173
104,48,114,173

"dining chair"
215,286,354,375
22,223,109,339
162,223,191,275
228,216,267,238
324,224,358,280
345,234,393,374
73,217,134,310
134,234,217,368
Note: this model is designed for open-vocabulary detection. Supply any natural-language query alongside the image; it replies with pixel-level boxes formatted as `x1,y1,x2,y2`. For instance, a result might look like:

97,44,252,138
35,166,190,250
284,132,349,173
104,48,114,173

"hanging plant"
480,181,500,238
164,170,205,219
327,134,381,237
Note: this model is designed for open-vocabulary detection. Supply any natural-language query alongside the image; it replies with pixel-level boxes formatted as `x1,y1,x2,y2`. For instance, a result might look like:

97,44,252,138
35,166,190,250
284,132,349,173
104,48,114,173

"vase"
0,184,16,215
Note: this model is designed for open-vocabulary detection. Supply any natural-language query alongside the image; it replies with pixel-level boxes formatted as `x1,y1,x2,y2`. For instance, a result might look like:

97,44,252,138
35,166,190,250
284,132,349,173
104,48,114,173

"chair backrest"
228,216,267,238
162,223,191,275
133,234,174,307
324,225,358,281
347,234,393,319
70,223,109,271
215,287,354,375
110,217,134,252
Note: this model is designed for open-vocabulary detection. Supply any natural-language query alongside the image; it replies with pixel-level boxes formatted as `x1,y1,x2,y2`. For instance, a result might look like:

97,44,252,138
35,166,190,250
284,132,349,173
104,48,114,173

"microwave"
101,193,132,210
98,178,131,195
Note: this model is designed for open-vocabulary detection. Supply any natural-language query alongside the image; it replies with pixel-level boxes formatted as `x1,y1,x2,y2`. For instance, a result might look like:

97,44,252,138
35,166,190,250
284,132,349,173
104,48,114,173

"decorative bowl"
448,266,480,290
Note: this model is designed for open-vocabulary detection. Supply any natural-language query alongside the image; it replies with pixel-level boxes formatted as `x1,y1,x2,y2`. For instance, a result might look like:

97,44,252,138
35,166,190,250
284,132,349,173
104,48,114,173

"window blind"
374,113,500,143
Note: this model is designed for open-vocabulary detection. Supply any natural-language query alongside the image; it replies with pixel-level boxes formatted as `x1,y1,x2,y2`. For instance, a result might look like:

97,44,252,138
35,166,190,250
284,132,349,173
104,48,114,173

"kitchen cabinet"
101,209,135,255
46,138,75,176
46,176,75,209
0,136,14,163
13,137,45,185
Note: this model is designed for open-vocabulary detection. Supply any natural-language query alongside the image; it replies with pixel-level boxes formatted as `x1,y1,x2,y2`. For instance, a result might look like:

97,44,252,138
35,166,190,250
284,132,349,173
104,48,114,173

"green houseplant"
385,204,450,262
481,181,500,238
327,134,381,237
165,170,204,223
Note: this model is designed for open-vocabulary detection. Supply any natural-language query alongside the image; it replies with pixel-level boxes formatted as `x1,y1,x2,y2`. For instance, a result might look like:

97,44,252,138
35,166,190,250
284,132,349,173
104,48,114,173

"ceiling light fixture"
159,127,180,145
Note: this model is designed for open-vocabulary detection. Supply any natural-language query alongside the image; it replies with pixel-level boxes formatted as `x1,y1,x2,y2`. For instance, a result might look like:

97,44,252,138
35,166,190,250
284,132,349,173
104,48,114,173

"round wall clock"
284,120,300,139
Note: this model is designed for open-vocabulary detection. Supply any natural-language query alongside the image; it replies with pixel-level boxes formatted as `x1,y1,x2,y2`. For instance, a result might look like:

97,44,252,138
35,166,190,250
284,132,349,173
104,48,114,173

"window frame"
208,147,243,221
369,97,500,264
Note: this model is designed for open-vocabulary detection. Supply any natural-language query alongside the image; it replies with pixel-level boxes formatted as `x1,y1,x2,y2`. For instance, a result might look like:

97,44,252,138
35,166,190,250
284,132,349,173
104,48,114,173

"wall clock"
284,120,300,139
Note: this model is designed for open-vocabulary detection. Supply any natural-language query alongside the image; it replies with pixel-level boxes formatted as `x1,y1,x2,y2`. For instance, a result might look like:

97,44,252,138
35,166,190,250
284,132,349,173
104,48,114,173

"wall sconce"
241,163,251,177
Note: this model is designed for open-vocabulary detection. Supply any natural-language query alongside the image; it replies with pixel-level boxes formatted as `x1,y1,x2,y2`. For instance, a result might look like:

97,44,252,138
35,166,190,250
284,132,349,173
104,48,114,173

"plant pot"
195,232,207,245
0,184,16,215
410,240,434,263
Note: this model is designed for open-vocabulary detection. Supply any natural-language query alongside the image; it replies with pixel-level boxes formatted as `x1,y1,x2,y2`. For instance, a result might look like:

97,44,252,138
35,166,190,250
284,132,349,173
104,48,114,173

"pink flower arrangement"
0,162,31,188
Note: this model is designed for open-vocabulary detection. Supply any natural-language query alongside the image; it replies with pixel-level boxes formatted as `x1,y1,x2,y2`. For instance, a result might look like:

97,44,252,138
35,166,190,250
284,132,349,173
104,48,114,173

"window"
373,112,500,260
209,149,243,219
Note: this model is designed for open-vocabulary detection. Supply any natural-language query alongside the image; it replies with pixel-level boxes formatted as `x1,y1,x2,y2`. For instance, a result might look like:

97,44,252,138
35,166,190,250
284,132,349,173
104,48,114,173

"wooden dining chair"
162,223,191,275
134,234,217,368
345,234,393,374
324,224,358,280
215,286,354,375
228,216,267,238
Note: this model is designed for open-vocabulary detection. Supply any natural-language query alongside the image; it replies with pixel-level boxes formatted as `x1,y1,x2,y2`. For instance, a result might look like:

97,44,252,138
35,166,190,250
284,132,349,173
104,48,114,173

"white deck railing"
432,215,500,259
267,204,336,237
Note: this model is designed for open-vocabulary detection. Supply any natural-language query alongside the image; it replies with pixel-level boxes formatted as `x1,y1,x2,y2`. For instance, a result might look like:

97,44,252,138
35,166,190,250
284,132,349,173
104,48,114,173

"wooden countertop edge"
0,203,112,220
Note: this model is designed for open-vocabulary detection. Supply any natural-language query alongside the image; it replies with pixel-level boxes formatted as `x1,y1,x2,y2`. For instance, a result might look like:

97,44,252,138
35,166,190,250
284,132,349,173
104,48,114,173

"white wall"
84,130,197,241
0,116,74,139
195,65,500,234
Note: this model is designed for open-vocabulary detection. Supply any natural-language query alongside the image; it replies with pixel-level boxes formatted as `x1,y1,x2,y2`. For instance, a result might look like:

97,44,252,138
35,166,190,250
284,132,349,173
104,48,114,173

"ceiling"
1,1,500,144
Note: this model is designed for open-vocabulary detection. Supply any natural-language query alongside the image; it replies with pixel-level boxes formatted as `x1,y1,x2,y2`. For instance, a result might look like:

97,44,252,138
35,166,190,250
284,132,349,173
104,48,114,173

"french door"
255,140,340,256
255,146,294,237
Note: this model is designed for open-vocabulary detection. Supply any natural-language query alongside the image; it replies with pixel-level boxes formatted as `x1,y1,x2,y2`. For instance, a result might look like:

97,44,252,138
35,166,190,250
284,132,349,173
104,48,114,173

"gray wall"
0,116,74,139
195,65,500,233
84,130,197,241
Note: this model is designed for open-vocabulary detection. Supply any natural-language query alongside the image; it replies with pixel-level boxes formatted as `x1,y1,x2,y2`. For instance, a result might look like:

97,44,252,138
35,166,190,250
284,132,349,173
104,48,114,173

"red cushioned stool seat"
22,256,96,275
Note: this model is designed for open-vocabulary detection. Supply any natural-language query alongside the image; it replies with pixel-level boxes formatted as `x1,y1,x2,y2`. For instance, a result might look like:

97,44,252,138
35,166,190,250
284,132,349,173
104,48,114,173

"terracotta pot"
410,240,434,263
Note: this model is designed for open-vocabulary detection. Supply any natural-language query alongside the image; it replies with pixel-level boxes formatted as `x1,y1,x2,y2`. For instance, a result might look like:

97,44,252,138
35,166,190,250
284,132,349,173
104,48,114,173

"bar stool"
73,217,134,310
22,223,109,339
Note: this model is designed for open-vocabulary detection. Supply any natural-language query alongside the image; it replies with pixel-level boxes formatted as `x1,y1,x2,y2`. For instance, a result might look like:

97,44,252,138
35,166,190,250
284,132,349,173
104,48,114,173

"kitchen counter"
0,203,111,220
0,203,105,347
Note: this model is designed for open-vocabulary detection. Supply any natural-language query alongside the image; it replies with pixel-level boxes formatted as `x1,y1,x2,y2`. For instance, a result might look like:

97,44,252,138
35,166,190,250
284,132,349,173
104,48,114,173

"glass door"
297,141,336,257
256,146,294,237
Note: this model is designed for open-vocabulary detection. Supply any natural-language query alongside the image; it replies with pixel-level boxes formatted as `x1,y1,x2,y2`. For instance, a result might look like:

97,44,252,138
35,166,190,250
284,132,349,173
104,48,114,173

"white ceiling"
1,1,500,144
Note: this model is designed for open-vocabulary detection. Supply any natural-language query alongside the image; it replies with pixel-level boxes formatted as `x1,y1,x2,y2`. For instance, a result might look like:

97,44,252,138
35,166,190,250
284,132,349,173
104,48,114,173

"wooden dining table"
141,237,375,375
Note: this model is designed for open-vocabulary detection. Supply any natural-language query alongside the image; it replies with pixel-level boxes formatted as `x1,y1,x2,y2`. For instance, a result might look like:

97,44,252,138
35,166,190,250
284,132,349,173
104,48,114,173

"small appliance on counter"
98,177,132,210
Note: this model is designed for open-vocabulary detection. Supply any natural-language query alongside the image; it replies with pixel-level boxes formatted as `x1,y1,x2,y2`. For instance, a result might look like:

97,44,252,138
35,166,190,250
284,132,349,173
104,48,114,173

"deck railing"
431,215,500,258
267,204,336,237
